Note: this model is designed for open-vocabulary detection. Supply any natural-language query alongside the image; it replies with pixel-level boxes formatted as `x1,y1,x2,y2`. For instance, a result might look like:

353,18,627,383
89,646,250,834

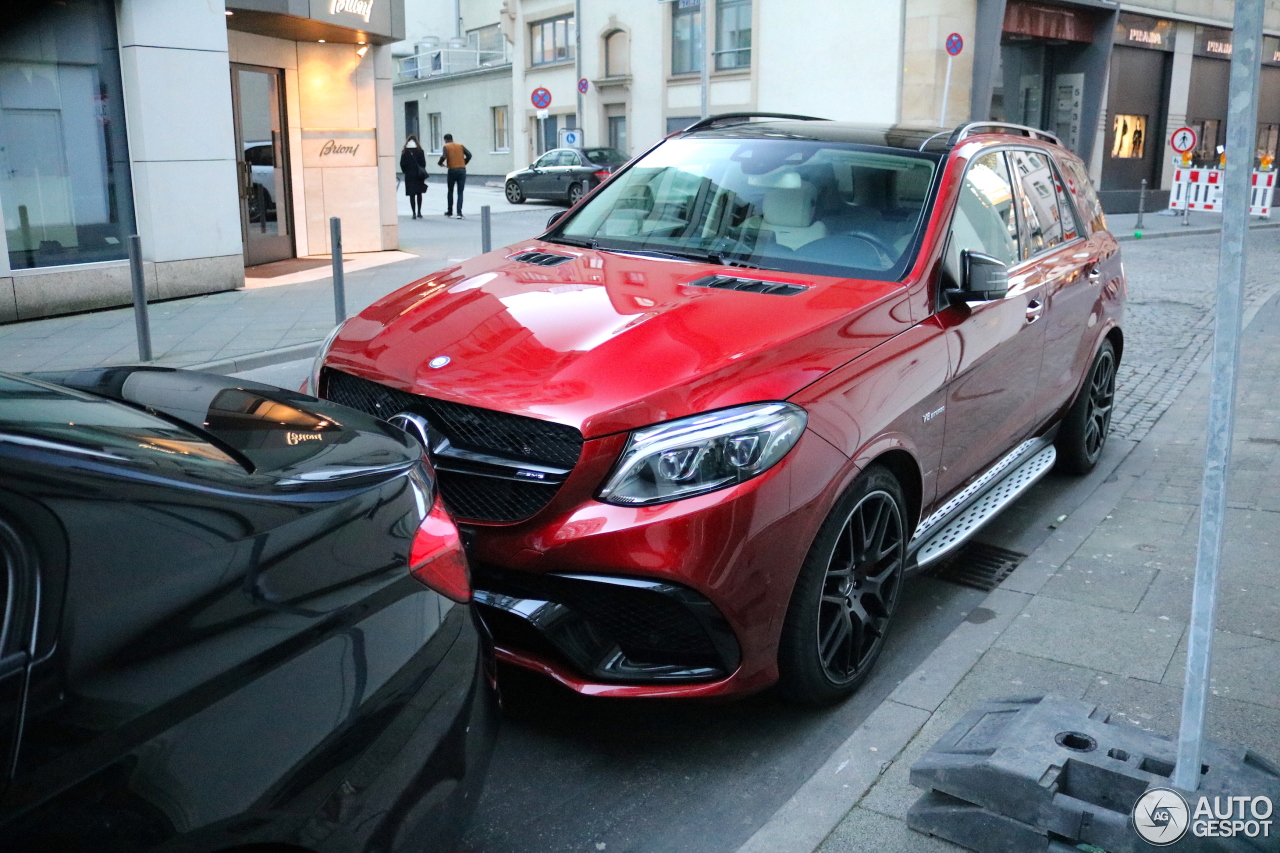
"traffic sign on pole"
1171,126,1198,154
940,34,963,126
531,87,552,109
578,78,589,94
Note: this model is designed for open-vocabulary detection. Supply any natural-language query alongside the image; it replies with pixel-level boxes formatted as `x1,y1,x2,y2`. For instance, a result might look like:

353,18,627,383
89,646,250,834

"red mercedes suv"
312,115,1125,704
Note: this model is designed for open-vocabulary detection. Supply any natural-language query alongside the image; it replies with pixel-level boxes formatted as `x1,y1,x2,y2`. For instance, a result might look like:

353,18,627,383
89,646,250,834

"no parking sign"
531,87,552,109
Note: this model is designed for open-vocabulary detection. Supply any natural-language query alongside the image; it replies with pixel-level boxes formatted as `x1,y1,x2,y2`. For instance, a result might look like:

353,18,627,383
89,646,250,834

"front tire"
777,466,907,705
505,180,525,204
1055,339,1117,475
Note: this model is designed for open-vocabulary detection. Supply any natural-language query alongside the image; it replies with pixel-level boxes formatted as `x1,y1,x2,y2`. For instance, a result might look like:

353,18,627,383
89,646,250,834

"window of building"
0,0,136,271
716,0,751,70
604,29,630,77
428,113,442,153
671,0,702,75
1111,114,1146,159
404,100,420,142
608,115,627,153
666,116,698,134
492,105,509,152
531,14,575,66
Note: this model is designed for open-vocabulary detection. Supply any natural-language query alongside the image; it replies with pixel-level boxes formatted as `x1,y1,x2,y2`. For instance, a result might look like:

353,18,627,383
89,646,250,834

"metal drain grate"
930,542,1027,592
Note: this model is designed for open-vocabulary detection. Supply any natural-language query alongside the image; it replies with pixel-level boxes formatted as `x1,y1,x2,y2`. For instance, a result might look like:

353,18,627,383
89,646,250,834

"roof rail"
948,122,1062,147
680,112,829,134
918,130,952,152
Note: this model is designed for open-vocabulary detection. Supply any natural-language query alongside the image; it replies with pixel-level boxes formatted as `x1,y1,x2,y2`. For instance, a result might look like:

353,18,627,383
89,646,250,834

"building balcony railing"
397,46,511,80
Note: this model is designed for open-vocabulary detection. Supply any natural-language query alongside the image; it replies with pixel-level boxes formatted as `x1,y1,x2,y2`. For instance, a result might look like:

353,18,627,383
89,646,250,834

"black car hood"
23,367,422,485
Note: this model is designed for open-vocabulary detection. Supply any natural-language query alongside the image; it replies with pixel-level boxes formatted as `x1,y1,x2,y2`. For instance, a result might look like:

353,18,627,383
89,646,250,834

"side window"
1058,157,1107,234
1050,160,1082,242
534,153,557,169
562,151,582,166
947,151,1020,281
1008,150,1065,257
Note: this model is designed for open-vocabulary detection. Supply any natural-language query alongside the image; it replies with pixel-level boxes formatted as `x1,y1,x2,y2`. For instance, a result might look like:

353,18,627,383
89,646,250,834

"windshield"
549,138,939,279
584,147,628,166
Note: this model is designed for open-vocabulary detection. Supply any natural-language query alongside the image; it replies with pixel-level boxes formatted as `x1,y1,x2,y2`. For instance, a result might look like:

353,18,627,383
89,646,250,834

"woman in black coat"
400,135,428,219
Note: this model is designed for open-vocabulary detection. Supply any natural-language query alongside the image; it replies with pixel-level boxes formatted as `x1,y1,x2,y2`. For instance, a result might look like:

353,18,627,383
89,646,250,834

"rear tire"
505,180,525,204
1055,339,1117,475
567,182,585,206
777,466,907,705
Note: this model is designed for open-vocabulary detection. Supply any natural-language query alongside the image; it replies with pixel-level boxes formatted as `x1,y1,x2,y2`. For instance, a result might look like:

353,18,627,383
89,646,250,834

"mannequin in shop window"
401,136,428,219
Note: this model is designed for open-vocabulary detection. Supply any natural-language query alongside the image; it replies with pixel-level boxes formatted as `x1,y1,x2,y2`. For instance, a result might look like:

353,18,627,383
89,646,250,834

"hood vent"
687,274,808,296
511,251,575,267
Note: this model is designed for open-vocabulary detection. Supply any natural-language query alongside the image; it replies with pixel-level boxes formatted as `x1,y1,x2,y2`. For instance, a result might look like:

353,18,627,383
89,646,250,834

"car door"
935,149,1048,501
526,151,560,196
0,511,33,804
560,149,587,196
1034,151,1117,423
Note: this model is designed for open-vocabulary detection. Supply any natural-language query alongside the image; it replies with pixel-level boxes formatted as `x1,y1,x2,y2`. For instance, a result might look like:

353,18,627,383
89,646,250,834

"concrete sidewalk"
740,298,1280,853
1112,208,1280,242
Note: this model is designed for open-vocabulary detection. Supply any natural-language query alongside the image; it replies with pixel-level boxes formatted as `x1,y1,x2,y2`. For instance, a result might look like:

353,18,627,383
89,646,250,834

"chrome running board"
910,439,1057,569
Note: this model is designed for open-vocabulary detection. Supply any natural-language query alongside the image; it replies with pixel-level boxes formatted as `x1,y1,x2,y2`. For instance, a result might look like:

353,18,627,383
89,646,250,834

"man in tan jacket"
437,134,473,218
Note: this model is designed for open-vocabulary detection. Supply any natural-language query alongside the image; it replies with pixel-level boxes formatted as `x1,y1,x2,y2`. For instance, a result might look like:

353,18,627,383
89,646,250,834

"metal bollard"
127,235,152,362
481,205,492,254
1135,178,1147,232
330,216,346,323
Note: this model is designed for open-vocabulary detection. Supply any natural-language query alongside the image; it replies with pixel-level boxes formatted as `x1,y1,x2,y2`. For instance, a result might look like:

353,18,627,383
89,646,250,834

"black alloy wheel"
567,182,585,206
505,180,525,204
1056,339,1118,474
778,466,907,705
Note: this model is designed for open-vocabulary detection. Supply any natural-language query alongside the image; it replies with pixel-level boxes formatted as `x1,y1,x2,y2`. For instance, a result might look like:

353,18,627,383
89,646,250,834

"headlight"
307,323,345,396
597,402,807,506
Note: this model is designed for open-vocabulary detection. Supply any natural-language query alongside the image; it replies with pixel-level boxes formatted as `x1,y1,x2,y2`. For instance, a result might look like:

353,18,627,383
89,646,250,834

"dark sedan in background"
504,146,629,206
0,367,497,852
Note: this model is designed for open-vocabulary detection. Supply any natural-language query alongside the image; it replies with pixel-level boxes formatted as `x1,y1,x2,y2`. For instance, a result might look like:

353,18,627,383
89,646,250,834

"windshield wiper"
545,235,597,249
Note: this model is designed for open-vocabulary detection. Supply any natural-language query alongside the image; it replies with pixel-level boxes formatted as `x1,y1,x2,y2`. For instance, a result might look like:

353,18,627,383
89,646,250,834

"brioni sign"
330,0,373,23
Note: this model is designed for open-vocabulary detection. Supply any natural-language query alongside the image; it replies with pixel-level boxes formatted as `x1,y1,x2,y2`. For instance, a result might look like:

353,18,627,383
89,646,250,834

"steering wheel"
844,231,896,267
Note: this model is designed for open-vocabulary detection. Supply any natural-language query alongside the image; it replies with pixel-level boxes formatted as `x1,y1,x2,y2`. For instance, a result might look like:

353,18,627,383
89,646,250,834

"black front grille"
322,368,583,523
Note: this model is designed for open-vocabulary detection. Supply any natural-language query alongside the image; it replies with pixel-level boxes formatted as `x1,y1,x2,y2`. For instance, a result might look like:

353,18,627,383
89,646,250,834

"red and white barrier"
1169,168,1275,216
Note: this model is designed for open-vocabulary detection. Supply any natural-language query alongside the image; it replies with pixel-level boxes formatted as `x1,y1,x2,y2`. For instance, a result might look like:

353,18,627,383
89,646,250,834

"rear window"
550,137,939,281
584,147,628,165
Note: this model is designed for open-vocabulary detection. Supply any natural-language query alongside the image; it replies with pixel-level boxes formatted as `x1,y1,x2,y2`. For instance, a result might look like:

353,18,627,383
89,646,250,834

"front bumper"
468,427,850,698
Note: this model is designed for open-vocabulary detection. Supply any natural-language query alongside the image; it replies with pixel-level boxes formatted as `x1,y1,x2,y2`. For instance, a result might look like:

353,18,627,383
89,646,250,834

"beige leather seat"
762,182,827,250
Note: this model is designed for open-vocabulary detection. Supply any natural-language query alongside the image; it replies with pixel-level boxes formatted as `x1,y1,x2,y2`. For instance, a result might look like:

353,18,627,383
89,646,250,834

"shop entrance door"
231,64,293,267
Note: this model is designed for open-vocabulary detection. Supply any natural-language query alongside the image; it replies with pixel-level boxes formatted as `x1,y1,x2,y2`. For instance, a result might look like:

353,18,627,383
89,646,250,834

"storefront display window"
1111,115,1147,159
0,0,136,271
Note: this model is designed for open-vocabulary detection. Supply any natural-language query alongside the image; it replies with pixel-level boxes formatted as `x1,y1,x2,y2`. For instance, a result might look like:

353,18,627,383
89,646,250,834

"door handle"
1026,299,1044,324
1086,261,1102,283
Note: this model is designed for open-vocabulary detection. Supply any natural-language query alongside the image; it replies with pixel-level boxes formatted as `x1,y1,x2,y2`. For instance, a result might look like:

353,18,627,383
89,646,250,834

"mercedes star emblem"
388,412,433,449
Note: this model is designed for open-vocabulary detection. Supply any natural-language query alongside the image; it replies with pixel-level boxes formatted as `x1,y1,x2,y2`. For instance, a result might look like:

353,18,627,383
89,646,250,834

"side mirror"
547,210,568,229
951,250,1009,303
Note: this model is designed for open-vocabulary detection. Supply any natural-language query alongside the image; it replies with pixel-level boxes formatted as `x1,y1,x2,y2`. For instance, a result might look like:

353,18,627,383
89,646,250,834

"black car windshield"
583,147,628,166
550,137,939,280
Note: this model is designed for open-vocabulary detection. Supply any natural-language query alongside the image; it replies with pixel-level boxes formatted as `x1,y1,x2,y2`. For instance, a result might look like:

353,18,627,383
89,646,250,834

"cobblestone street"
1112,230,1280,440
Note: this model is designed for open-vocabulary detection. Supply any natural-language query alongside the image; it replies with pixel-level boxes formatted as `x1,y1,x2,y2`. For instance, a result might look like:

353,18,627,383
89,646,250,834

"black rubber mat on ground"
930,542,1027,592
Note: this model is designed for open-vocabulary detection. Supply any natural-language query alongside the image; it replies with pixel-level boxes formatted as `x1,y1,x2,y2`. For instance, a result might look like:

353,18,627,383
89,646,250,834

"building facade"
391,0,514,180
0,0,403,322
